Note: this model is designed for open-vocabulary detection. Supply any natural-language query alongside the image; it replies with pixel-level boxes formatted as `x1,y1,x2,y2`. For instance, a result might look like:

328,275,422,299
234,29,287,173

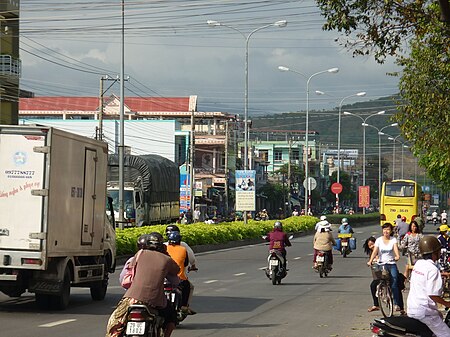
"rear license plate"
126,322,145,335
316,256,325,262
342,242,348,246
269,260,279,266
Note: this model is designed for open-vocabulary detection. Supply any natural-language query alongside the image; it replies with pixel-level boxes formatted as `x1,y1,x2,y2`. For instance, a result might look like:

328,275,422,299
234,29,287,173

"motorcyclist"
313,226,336,271
265,221,292,271
432,210,439,225
338,217,354,234
407,236,450,337
107,232,180,337
315,215,331,232
166,231,196,315
165,224,198,272
397,216,409,241
441,210,448,224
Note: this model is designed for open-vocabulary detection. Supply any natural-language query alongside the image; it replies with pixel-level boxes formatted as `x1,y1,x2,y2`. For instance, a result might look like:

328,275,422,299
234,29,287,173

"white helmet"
320,215,327,221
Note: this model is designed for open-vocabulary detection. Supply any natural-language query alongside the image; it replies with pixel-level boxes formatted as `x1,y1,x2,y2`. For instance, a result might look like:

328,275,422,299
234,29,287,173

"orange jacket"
166,244,189,280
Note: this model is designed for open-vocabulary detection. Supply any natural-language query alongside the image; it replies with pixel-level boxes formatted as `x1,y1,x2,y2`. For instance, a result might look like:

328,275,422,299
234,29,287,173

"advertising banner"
358,185,370,208
235,170,256,211
180,173,191,213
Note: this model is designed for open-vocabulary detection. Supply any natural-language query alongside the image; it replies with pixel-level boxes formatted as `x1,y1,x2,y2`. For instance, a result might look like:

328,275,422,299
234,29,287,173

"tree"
315,0,450,188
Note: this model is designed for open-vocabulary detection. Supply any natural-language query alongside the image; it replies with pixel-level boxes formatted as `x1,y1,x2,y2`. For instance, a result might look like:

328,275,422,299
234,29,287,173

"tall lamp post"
343,110,385,213
207,19,287,223
336,91,366,212
388,134,403,180
365,123,398,200
278,65,339,214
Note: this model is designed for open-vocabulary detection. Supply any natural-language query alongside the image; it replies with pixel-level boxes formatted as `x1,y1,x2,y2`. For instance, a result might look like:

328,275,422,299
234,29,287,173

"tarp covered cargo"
107,154,179,203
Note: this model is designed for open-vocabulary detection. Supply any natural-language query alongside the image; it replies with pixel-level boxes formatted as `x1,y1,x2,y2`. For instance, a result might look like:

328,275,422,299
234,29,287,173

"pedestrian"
400,220,423,280
363,236,380,312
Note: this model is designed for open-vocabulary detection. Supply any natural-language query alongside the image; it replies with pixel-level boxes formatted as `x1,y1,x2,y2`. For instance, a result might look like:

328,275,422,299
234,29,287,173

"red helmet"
401,216,406,221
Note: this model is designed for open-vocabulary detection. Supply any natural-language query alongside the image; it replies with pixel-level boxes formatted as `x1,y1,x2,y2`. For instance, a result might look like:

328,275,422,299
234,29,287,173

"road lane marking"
234,272,246,276
258,266,267,270
204,279,218,284
39,319,77,327
293,256,301,260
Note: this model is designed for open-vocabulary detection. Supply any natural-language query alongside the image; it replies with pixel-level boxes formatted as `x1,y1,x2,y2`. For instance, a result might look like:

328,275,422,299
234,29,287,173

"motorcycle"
370,310,450,336
337,233,353,258
164,280,187,324
262,235,293,285
433,217,439,226
315,250,331,278
122,303,165,337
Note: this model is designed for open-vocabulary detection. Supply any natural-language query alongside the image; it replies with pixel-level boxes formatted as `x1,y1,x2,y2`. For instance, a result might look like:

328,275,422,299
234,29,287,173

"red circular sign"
331,182,343,194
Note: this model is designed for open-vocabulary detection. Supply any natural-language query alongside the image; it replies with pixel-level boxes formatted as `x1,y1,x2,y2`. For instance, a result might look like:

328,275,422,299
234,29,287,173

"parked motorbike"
316,250,331,278
370,310,450,336
262,235,293,285
123,303,165,337
164,281,187,325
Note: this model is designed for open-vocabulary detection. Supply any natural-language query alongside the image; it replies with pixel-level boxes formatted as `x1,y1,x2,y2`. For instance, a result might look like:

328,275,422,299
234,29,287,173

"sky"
18,0,402,117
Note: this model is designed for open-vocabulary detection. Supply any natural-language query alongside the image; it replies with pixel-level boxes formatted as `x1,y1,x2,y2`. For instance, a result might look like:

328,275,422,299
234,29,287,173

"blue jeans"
385,263,404,310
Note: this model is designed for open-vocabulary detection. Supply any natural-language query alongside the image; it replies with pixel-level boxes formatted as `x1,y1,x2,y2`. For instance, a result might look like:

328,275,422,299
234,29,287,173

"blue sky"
19,0,401,116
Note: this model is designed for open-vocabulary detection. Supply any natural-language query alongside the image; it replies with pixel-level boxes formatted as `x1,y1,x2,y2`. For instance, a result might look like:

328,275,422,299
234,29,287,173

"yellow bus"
380,179,422,226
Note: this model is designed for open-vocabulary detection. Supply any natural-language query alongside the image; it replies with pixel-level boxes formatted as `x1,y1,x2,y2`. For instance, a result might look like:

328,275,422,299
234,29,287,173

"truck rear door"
0,130,46,251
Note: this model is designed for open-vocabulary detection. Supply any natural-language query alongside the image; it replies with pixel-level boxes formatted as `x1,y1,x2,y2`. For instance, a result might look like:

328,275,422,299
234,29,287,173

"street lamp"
336,91,366,212
343,110,385,213
365,123,398,200
279,65,339,214
388,134,403,180
208,20,287,224
207,20,287,171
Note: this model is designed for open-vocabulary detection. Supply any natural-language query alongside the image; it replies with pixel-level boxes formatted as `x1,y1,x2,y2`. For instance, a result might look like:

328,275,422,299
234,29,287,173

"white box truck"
0,125,116,309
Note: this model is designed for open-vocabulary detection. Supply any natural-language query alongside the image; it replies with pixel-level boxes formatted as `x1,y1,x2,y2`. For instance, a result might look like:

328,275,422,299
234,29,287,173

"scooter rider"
265,221,292,271
407,235,450,337
441,210,448,224
165,224,198,272
313,226,336,270
166,231,196,316
338,218,354,235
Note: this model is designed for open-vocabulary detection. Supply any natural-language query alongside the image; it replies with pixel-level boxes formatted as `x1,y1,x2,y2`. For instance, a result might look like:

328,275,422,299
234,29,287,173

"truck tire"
90,278,108,301
35,293,51,309
50,267,71,310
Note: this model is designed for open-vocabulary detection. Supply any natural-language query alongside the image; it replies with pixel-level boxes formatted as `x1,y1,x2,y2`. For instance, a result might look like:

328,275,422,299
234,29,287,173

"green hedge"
116,216,318,256
115,214,379,255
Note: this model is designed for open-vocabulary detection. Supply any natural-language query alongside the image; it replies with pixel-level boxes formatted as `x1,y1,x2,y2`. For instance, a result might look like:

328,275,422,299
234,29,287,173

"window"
274,150,282,161
292,149,300,161
259,150,269,161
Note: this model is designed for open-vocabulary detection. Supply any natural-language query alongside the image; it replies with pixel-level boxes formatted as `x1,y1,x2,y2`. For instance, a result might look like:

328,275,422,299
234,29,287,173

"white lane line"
293,256,302,260
258,266,267,270
234,272,246,276
307,253,314,256
39,319,77,328
204,279,218,284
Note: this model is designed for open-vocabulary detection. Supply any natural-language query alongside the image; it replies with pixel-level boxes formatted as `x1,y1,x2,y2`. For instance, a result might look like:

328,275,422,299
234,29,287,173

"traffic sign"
331,182,343,194
303,177,317,190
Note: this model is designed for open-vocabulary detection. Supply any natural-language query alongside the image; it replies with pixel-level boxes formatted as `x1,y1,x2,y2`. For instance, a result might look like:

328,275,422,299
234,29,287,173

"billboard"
358,185,370,208
235,170,255,211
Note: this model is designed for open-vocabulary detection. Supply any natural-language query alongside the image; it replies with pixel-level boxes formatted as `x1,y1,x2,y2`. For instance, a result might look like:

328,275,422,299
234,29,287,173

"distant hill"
251,95,401,153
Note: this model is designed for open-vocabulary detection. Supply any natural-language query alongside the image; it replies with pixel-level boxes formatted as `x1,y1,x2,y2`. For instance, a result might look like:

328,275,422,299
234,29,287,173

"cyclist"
407,236,450,336
367,222,405,314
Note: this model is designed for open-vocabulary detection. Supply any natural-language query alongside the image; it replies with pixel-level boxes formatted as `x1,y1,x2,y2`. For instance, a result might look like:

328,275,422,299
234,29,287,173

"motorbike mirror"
261,235,267,240
288,235,294,240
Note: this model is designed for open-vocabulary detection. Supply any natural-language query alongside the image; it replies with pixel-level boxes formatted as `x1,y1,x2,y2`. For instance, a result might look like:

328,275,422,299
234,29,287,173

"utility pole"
224,120,229,216
189,109,195,214
97,75,119,141
287,137,292,216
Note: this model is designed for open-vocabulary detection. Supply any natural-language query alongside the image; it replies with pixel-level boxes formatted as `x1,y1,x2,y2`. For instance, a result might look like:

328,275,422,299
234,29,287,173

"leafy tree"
315,0,450,188
258,182,287,214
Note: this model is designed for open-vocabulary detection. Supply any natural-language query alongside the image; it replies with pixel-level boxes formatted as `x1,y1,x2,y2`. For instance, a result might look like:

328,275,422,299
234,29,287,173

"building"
19,95,238,215
0,0,21,125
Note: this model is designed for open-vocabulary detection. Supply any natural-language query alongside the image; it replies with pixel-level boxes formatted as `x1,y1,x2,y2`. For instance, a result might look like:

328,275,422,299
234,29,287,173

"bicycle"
372,263,394,317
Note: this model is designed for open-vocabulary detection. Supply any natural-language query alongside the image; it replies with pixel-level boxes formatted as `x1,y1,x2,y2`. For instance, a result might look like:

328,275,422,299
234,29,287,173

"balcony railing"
0,55,21,77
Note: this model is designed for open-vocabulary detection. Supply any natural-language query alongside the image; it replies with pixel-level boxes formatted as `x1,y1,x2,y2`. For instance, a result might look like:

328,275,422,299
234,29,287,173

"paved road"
1,221,434,337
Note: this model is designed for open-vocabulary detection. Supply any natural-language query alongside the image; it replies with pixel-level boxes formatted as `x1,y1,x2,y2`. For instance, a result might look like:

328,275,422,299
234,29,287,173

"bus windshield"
385,182,415,197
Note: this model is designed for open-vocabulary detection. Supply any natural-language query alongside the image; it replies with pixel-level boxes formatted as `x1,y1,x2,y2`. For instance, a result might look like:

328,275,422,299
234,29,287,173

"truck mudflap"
29,278,64,295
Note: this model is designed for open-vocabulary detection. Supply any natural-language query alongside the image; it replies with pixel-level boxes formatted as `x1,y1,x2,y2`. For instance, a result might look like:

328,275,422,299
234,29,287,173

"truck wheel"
50,267,71,310
90,279,108,301
35,293,51,309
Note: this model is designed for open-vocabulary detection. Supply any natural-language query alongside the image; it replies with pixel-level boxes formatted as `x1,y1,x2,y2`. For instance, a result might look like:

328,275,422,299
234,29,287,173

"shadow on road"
177,322,278,330
193,295,270,313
